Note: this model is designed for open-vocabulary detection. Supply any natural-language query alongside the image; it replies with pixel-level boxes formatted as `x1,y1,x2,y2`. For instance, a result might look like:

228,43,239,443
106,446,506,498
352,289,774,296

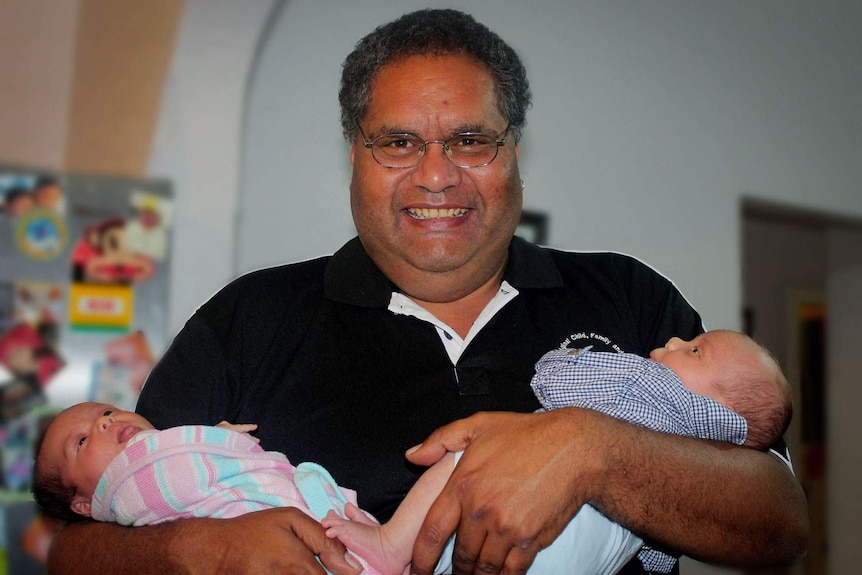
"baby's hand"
216,421,260,443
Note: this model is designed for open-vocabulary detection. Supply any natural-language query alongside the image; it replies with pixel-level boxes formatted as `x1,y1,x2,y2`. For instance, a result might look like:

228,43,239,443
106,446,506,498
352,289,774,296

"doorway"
742,198,862,575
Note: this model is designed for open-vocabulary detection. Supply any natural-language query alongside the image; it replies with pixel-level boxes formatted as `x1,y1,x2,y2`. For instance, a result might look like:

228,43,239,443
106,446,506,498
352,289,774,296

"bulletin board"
0,166,173,572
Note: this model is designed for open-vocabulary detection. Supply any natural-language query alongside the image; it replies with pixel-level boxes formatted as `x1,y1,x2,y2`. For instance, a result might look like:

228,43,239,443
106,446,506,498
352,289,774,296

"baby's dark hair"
2,187,30,209
715,339,792,450
31,417,91,524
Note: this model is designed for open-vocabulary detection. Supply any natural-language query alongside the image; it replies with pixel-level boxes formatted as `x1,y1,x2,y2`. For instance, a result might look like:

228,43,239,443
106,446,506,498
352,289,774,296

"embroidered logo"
556,331,624,353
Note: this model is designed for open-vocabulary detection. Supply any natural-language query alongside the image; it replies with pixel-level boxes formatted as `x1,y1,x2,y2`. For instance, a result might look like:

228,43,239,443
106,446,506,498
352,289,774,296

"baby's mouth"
406,208,468,220
117,425,140,444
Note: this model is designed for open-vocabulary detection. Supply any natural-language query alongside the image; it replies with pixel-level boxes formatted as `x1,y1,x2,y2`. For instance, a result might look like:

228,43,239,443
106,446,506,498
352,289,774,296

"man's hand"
198,508,363,574
406,408,809,575
406,410,593,575
49,507,363,575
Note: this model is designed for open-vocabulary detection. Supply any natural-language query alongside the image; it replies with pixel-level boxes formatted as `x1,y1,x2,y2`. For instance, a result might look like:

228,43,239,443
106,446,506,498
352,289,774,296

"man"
48,9,808,575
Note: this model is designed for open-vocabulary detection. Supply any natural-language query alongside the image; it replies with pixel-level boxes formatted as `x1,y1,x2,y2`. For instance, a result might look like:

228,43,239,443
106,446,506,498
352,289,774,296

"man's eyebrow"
372,125,420,137
370,123,497,138
449,123,490,134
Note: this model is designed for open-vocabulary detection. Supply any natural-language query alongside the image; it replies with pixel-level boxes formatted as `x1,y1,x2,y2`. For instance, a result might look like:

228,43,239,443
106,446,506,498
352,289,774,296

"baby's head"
32,177,63,210
650,330,791,450
32,402,154,523
2,187,35,217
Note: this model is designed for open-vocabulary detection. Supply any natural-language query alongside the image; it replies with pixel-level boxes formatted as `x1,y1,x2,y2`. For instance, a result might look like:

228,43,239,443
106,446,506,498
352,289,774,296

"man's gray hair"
339,9,532,143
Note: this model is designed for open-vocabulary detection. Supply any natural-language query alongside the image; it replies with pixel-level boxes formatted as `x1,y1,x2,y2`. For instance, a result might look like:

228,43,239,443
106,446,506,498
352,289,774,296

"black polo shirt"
137,236,702,571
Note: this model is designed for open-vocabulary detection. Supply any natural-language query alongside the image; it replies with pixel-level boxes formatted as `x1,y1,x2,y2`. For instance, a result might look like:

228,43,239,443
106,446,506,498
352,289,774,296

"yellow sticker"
68,283,134,330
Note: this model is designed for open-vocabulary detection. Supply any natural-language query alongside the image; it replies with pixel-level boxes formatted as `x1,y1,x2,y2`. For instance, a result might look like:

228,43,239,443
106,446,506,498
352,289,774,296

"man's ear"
71,494,92,517
350,144,356,166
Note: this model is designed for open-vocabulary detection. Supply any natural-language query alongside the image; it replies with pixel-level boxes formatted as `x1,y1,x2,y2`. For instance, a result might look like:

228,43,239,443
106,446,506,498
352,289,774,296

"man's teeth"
406,208,468,219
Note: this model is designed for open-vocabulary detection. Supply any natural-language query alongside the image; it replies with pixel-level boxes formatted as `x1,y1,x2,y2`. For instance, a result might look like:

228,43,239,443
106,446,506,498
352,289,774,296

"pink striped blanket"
90,425,381,573
91,425,359,524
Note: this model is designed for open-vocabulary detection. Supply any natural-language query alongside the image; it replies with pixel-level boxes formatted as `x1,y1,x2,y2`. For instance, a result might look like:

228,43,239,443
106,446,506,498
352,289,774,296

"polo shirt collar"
324,236,564,308
503,236,565,289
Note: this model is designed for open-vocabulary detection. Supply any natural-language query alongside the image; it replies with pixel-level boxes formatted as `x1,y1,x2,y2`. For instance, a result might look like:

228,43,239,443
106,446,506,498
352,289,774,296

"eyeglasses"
356,122,510,169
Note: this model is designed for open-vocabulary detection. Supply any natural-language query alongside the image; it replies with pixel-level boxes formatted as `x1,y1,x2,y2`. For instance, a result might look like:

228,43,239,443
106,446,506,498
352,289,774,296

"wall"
0,0,78,169
146,0,275,333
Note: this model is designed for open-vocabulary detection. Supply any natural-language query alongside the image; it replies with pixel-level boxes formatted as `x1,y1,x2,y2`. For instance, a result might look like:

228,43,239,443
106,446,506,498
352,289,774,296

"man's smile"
405,207,469,220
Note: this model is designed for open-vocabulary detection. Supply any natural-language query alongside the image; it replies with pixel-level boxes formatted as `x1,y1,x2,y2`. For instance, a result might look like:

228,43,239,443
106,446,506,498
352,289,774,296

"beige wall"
65,0,185,175
0,0,185,175
0,0,78,169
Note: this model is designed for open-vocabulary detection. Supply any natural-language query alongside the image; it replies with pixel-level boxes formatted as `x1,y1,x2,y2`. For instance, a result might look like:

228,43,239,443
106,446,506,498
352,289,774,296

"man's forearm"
49,520,192,574
48,507,361,575
589,415,810,567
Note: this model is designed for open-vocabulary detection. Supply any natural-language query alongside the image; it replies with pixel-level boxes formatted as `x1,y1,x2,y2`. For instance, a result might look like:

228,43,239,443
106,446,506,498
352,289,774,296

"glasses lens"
371,135,423,168
445,134,499,167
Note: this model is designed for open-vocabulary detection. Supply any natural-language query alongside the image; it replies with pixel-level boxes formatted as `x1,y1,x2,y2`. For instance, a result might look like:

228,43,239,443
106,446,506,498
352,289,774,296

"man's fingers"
449,518,536,575
282,508,361,575
448,522,488,575
498,543,539,575
406,413,491,466
411,490,463,575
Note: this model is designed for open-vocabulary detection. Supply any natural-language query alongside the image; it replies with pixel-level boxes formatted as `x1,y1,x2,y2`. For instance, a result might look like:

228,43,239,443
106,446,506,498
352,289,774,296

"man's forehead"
368,55,497,104
364,66,502,135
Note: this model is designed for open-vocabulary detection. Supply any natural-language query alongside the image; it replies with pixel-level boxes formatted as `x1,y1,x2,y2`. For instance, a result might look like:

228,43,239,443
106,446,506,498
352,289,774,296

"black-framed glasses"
356,122,510,169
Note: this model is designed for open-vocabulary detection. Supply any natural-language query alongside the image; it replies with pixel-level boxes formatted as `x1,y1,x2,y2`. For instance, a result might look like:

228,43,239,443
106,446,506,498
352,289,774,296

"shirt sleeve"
617,255,705,351
136,310,230,429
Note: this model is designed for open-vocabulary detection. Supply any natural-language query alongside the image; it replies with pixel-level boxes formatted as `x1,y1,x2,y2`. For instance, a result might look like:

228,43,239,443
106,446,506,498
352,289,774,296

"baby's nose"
97,413,114,431
665,337,685,351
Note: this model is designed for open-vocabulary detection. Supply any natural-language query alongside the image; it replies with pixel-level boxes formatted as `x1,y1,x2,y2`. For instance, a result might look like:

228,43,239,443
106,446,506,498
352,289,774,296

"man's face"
41,402,154,515
350,54,522,301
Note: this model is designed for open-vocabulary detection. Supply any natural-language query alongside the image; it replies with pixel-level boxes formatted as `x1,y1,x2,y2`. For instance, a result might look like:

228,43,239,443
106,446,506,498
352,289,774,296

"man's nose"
411,142,461,192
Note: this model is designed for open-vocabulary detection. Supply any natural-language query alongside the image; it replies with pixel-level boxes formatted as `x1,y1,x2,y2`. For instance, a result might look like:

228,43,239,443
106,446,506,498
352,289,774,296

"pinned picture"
124,191,174,261
71,217,155,285
0,175,65,218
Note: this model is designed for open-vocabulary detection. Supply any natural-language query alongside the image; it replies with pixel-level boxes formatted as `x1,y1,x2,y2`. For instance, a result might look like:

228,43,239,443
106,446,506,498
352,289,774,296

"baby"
33,404,263,522
32,402,383,573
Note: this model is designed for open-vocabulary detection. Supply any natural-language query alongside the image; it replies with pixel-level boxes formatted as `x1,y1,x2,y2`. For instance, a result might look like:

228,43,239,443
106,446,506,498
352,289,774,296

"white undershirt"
387,280,519,365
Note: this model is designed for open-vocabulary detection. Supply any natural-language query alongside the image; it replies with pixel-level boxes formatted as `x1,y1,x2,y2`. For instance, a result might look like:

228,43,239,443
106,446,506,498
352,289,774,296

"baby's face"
34,184,62,209
42,402,154,502
649,331,746,401
7,194,33,217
